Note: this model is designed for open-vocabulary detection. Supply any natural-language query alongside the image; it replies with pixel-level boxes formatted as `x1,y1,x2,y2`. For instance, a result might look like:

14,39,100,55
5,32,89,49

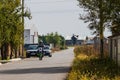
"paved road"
0,48,74,80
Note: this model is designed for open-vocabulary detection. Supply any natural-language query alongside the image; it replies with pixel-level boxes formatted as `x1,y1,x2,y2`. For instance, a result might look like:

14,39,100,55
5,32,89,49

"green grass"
67,46,120,80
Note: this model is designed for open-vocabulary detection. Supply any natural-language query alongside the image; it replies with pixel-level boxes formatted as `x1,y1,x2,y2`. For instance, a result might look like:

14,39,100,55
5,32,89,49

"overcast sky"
24,0,111,38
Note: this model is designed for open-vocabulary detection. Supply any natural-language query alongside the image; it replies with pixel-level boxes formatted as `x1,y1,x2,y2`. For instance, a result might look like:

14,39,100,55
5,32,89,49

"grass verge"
67,46,120,80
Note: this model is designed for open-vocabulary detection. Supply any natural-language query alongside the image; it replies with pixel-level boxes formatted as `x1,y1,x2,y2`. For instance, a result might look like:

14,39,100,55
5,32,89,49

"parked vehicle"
26,44,39,58
26,44,52,58
43,45,52,57
24,44,39,50
24,44,30,50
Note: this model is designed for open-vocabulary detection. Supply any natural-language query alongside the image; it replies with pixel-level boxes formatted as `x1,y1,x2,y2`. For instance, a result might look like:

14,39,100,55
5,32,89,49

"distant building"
85,37,94,45
76,40,84,45
65,35,84,46
24,29,38,44
65,40,72,46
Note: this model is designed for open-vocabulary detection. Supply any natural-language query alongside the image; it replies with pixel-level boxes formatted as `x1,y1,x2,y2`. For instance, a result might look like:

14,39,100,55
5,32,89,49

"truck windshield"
44,46,49,49
28,45,38,50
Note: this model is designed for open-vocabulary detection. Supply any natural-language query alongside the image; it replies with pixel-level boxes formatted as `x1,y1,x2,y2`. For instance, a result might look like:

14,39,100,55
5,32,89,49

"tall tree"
77,0,111,58
0,0,31,59
108,0,120,35
0,0,22,59
39,32,65,48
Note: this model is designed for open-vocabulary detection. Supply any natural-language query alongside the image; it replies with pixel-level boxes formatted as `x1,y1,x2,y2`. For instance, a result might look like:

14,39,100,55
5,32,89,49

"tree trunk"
10,45,13,59
1,45,4,60
100,38,104,58
4,43,8,60
7,43,11,59
14,46,19,58
19,44,23,57
99,0,104,58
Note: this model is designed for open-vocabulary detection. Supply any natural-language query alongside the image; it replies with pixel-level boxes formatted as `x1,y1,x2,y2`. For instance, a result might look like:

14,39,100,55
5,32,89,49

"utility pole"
22,0,24,24
22,0,24,57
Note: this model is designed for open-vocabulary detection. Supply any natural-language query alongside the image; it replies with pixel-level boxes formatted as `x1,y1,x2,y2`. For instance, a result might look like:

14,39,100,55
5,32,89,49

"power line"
25,0,76,4
31,9,81,14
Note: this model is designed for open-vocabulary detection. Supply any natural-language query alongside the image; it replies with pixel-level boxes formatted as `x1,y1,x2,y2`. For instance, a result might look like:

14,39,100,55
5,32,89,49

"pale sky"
24,0,111,38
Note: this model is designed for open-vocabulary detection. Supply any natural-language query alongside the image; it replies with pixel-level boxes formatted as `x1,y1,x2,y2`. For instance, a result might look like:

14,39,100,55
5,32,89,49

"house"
108,34,120,65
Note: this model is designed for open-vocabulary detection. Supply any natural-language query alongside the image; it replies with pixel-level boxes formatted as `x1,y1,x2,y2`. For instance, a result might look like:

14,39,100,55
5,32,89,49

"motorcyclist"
38,40,44,60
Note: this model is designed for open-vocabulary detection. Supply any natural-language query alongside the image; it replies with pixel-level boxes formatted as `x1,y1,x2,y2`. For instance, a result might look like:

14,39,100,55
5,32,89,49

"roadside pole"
22,0,24,57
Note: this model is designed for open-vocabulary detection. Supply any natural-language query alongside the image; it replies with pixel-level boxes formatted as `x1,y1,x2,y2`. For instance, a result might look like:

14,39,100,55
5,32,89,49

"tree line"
77,0,120,58
38,32,66,50
0,0,30,60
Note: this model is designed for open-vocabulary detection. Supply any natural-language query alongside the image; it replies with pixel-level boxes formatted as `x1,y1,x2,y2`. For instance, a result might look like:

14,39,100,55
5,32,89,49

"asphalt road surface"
0,48,74,80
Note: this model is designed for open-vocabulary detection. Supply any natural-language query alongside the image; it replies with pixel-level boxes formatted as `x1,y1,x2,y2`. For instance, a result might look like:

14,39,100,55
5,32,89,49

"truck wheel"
26,54,30,58
48,54,52,57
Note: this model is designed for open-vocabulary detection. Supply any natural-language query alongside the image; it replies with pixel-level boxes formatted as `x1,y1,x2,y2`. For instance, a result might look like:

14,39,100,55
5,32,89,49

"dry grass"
67,46,120,80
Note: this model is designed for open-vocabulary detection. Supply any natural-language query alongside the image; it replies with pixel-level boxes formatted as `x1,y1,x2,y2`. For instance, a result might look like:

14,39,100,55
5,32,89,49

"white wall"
24,29,30,44
24,29,38,44
33,32,38,44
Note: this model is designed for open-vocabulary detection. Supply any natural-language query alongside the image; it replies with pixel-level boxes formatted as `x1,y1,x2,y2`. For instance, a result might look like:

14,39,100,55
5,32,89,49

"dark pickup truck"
25,44,52,58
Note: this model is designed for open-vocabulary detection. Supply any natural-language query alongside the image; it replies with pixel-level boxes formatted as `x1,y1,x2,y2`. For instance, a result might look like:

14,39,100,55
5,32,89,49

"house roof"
65,35,85,40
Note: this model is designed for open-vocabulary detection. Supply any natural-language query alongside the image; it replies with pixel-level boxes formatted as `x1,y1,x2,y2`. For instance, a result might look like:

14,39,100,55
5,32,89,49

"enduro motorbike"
37,51,44,60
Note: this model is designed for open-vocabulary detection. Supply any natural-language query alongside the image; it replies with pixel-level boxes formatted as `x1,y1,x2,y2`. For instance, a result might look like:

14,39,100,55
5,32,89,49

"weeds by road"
67,46,120,80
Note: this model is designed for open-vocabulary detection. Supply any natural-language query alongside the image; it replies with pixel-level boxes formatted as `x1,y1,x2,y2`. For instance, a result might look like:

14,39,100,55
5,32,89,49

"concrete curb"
9,58,22,62
0,58,22,66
